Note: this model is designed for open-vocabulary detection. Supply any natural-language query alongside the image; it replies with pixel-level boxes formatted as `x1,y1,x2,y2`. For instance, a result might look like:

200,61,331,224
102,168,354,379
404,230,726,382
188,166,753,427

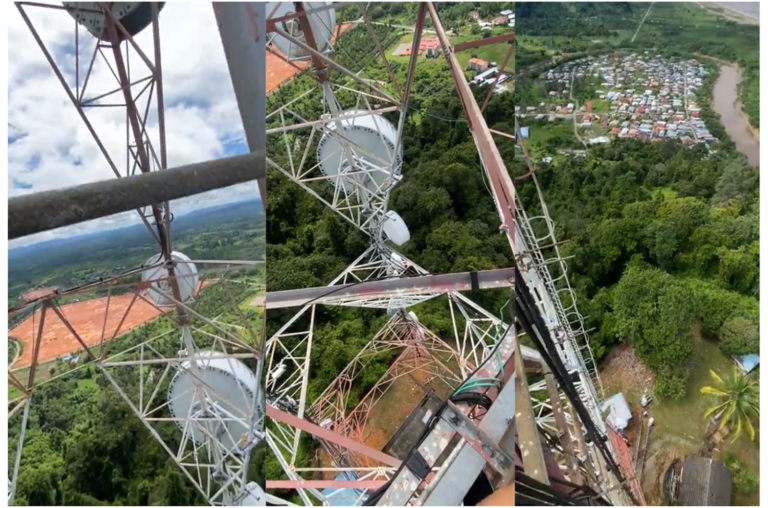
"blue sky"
8,2,261,248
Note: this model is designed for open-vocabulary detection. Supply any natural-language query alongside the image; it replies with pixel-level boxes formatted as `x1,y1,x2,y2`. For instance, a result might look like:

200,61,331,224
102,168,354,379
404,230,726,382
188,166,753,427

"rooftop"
679,457,733,506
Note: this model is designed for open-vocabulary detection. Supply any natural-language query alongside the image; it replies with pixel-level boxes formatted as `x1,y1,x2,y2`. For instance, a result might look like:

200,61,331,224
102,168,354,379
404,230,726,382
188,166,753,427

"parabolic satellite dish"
167,349,258,451
142,251,199,307
235,482,266,506
381,210,410,246
317,109,403,195
266,1,335,61
62,2,165,41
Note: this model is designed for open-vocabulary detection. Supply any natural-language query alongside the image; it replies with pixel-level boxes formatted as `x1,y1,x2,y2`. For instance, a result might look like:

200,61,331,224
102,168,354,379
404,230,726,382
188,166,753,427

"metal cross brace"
376,326,516,505
439,401,514,479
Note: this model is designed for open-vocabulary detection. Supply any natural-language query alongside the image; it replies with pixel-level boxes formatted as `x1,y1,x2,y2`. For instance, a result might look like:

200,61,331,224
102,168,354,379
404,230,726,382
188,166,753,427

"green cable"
455,298,512,394
454,381,500,395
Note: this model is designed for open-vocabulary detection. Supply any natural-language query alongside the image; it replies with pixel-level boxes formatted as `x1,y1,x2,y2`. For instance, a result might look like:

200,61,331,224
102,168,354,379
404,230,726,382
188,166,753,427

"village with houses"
516,53,718,151
390,7,514,94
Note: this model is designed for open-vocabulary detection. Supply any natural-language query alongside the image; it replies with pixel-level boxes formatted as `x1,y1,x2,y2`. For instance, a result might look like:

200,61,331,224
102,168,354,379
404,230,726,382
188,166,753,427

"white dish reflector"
317,109,403,196
167,347,258,450
62,3,161,41
382,210,410,246
266,1,335,61
142,251,199,306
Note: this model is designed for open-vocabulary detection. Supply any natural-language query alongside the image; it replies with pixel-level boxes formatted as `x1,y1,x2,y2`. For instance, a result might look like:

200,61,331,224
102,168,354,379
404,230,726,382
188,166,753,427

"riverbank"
697,2,759,25
695,54,760,165
712,64,760,166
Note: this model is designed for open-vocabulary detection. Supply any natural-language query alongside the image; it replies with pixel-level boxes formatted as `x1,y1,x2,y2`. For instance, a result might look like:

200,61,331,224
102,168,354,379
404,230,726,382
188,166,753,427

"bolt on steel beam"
9,150,265,240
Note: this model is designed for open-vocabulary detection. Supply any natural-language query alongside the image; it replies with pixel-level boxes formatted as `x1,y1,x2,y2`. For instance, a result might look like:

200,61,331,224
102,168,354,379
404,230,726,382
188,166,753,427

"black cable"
449,391,492,410
514,264,640,506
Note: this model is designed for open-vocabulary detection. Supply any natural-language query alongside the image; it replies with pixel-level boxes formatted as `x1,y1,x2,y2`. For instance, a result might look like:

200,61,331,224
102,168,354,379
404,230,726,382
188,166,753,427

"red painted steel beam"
427,3,516,255
265,268,513,309
481,42,515,113
453,32,515,53
267,405,402,468
295,2,329,83
267,480,387,490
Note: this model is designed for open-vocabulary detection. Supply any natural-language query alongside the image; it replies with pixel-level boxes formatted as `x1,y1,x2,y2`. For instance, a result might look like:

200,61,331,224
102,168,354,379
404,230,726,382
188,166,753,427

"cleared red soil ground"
266,23,354,95
9,281,213,369
21,287,58,302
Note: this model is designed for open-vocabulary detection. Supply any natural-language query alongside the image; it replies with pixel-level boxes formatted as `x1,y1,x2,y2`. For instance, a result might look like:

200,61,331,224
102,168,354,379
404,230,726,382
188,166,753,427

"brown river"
711,64,760,167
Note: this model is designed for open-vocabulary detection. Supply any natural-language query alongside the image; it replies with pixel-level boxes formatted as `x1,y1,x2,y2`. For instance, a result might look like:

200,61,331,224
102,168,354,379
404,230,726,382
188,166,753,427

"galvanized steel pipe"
9,150,265,240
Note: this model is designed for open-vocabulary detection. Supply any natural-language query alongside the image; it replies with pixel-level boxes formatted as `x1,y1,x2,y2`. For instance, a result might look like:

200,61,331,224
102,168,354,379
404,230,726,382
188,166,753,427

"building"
397,37,440,57
734,354,759,374
425,43,440,58
469,58,490,72
493,16,508,25
473,67,498,84
679,457,733,506
601,392,631,431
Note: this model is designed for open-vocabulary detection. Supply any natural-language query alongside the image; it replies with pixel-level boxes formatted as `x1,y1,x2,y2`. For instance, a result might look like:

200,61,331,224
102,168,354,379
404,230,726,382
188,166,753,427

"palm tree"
700,368,760,441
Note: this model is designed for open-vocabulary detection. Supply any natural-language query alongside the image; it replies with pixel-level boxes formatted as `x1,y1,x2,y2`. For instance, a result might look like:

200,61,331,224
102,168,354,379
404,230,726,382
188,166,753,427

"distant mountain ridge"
9,198,261,262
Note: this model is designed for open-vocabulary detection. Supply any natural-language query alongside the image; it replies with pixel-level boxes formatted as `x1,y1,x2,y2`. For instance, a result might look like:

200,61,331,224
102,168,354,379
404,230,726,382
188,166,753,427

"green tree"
700,368,759,441
718,315,759,356
725,456,759,494
711,160,759,206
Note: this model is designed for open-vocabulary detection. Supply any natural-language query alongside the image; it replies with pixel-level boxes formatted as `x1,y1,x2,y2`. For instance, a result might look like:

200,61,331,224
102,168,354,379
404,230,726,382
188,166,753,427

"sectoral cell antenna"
9,2,268,505
263,2,519,505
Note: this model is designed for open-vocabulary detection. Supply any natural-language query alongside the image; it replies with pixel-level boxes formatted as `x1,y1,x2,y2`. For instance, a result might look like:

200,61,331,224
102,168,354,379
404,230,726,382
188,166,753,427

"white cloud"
8,2,261,246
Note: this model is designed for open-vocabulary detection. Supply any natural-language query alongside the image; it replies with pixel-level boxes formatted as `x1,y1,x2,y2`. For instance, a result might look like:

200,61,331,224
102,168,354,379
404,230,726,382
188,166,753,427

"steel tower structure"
9,2,267,505
512,122,644,505
264,2,518,505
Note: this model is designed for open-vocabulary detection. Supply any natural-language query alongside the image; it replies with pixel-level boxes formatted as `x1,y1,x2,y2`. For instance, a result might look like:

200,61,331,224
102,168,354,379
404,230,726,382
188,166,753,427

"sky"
8,2,259,248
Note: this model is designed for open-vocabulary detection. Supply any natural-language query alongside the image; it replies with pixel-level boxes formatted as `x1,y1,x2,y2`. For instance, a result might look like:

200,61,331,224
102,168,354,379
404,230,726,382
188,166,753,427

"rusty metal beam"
9,151,264,240
267,480,387,490
454,32,515,53
427,2,515,255
267,405,402,468
266,268,513,309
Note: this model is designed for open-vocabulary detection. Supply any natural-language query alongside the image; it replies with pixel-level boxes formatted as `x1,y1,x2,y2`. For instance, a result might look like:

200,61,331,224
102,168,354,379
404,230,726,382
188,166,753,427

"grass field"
521,122,578,162
590,99,611,113
239,289,265,312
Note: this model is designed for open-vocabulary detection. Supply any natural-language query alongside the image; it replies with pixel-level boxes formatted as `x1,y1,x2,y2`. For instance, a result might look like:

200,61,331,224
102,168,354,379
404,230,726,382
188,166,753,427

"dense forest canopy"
511,132,759,399
516,1,641,37
339,2,515,29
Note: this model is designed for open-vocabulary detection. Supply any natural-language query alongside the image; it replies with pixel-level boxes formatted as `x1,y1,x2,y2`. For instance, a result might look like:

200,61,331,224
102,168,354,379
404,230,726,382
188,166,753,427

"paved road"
569,67,587,147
